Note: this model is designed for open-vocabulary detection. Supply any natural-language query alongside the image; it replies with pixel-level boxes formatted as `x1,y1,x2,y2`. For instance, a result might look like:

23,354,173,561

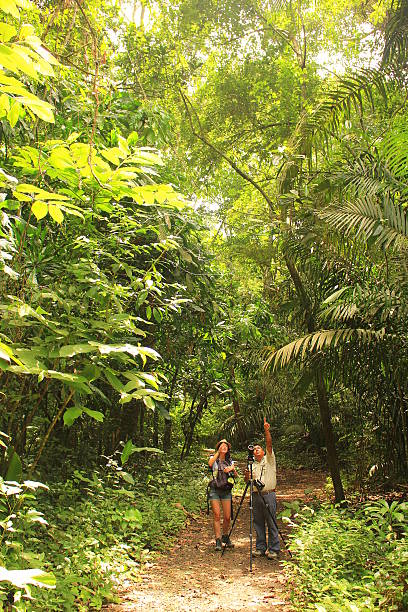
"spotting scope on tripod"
221,444,291,571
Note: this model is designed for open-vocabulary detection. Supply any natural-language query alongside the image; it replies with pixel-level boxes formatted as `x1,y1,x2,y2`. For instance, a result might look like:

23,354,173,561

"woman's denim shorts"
208,487,232,501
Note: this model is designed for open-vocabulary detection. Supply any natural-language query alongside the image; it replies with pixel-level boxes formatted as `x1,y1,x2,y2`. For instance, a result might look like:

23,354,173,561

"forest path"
106,467,327,612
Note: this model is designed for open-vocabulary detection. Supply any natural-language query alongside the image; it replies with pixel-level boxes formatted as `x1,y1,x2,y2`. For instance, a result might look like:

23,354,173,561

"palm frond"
263,327,387,371
320,301,359,324
319,285,402,327
336,154,406,200
383,0,408,67
381,123,408,182
319,196,408,250
278,69,389,191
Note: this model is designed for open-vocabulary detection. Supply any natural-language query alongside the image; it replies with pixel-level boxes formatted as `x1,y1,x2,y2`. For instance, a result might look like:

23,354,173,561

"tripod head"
247,444,255,464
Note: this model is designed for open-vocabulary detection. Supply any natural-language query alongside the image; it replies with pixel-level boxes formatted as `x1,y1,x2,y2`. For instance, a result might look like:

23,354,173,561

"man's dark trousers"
253,491,280,553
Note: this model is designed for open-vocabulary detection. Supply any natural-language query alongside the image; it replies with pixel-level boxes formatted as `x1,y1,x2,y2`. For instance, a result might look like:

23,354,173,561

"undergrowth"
1,454,207,611
284,500,408,611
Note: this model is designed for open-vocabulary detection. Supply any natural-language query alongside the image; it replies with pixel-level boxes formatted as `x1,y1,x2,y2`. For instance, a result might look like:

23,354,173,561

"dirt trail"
106,468,326,612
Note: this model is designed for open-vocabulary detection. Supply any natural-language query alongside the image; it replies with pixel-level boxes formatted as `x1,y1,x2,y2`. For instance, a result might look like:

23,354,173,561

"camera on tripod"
247,444,255,463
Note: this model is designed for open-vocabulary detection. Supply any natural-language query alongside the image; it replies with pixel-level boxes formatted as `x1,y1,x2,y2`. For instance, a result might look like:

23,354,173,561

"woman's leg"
221,497,231,535
211,499,222,539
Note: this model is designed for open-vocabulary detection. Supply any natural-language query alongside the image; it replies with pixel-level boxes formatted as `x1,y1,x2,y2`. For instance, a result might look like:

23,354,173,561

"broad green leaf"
0,341,22,366
48,203,63,223
63,406,82,426
123,378,144,392
138,372,159,389
121,472,134,485
100,148,122,165
19,24,35,40
1,43,37,78
118,135,130,155
143,396,155,410
31,200,48,220
0,347,11,362
15,183,44,194
0,23,16,42
82,407,104,422
81,364,101,382
59,344,96,358
0,567,56,589
153,307,162,323
124,508,142,522
121,440,163,464
7,99,20,127
0,0,19,19
120,444,132,464
49,147,74,169
105,369,125,392
39,193,69,201
5,448,22,481
16,96,54,122
46,370,88,384
0,92,9,114
33,44,59,66
14,191,31,202
121,440,134,465
136,290,148,308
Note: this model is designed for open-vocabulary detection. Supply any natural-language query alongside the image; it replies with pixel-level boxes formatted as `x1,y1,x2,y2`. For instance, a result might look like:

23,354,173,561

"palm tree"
263,0,408,490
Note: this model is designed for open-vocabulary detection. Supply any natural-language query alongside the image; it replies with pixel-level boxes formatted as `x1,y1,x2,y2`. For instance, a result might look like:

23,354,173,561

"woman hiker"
208,439,237,551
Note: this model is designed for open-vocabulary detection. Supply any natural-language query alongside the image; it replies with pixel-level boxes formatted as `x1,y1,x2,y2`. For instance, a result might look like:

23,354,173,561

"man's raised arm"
264,416,273,454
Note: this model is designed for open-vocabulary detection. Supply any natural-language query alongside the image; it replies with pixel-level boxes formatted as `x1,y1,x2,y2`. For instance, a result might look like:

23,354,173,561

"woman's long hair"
215,439,232,463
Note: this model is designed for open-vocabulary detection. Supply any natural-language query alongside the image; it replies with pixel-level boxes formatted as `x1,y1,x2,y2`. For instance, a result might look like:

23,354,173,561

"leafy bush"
286,500,408,611
0,477,56,611
20,455,207,611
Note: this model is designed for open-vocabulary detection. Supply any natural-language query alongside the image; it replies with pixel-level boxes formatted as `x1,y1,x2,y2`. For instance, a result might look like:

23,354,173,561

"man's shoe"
252,549,265,557
222,535,234,548
266,550,279,560
215,538,222,551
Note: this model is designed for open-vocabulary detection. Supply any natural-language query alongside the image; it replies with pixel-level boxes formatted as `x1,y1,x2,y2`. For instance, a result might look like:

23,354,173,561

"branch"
179,90,274,208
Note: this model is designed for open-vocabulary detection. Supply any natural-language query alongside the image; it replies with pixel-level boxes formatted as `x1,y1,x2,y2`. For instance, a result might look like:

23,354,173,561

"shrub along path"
105,467,326,612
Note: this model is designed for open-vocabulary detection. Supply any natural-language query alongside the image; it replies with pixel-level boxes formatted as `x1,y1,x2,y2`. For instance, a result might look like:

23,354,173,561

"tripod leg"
221,481,249,557
249,479,253,572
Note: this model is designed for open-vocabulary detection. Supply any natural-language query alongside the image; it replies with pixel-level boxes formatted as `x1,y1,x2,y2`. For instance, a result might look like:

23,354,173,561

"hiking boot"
215,538,222,551
252,549,265,557
222,534,234,548
266,550,279,560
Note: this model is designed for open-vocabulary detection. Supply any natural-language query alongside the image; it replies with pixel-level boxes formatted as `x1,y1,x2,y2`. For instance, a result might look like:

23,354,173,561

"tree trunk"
163,366,179,452
163,419,171,452
153,408,159,447
285,255,345,502
139,404,145,444
315,371,345,503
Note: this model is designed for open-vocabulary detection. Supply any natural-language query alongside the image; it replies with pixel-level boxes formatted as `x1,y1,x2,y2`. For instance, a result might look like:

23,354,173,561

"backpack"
211,459,235,491
206,458,235,516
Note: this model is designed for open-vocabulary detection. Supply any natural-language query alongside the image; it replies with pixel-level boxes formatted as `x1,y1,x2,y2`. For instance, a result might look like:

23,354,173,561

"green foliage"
0,1,56,127
0,454,206,611
0,0,408,608
286,501,408,610
0,483,56,608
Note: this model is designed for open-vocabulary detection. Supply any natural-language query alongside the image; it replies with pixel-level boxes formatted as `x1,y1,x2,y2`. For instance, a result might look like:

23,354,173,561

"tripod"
221,457,292,571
